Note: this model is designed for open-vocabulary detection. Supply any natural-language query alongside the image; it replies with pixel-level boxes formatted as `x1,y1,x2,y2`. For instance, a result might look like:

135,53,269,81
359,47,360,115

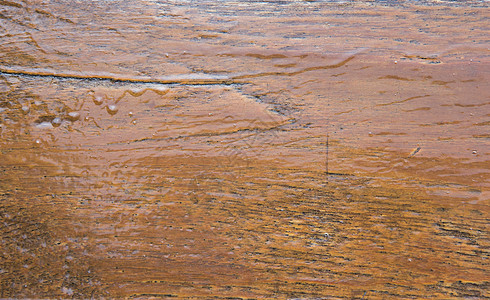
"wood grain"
0,0,488,298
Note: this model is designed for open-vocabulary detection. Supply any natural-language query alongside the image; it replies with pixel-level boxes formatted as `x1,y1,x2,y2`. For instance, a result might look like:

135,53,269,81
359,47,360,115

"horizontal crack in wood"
0,65,241,86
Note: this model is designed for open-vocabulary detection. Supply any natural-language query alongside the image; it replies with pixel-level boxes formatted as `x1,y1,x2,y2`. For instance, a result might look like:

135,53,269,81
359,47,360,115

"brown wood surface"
0,1,489,298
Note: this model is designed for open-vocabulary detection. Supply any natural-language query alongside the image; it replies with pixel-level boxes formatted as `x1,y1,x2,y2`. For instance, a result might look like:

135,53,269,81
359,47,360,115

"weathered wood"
0,0,488,298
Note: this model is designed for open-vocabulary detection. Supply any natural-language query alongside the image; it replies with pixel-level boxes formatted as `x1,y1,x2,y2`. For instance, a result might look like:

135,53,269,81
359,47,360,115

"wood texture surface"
0,0,488,298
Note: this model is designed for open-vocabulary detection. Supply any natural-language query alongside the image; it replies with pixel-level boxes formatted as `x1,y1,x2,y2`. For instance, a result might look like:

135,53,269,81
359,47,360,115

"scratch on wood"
409,146,422,157
326,133,329,183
